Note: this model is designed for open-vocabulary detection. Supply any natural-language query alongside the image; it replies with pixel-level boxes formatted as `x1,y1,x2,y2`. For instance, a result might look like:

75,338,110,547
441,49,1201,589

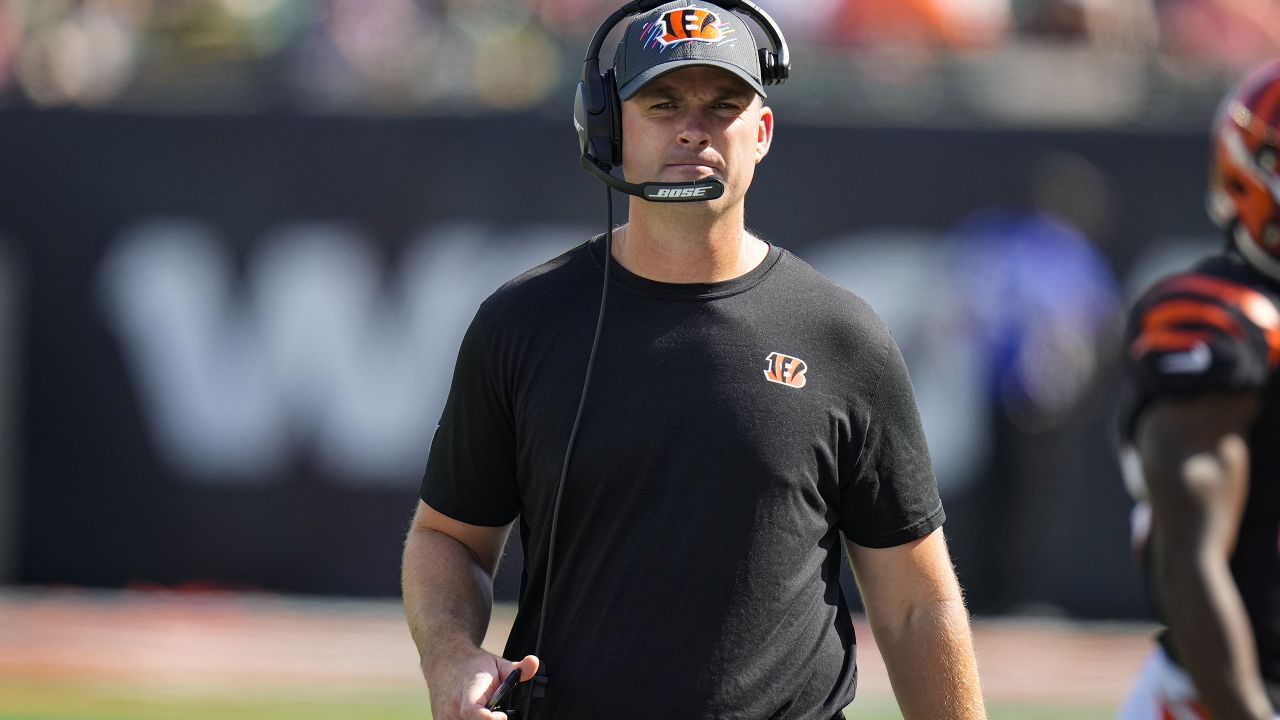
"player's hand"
423,644,539,720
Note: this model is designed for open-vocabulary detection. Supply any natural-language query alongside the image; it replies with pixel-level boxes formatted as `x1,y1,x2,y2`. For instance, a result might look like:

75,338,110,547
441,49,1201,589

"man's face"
620,66,773,206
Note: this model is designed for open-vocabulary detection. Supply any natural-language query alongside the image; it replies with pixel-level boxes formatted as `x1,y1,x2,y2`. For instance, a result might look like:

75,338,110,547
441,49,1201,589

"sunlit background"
0,0,1271,120
0,0,1275,718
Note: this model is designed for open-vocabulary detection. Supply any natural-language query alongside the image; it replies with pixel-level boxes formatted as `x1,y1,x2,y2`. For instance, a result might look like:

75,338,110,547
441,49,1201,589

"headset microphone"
579,156,725,201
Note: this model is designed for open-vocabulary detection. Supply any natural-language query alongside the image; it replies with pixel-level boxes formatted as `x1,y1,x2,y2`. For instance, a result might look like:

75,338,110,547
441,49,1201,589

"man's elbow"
870,594,971,642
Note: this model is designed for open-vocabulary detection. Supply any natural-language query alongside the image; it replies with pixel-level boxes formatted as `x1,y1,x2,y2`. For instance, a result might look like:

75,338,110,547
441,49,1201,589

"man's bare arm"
846,529,986,720
402,500,538,720
1137,392,1271,719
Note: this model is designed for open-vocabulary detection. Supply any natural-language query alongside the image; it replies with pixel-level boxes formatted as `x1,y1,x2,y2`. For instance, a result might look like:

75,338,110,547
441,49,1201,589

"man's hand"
424,647,540,720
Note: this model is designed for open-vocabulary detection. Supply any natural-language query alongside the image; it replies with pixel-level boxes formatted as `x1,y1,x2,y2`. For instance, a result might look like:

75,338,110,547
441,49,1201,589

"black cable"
524,184,613,717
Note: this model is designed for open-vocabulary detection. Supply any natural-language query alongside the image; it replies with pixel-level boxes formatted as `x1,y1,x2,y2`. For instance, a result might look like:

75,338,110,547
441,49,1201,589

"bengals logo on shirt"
764,352,808,389
653,9,724,46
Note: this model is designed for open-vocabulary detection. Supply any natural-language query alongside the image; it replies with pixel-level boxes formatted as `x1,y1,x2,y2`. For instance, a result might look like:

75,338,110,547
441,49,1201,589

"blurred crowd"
0,0,1275,123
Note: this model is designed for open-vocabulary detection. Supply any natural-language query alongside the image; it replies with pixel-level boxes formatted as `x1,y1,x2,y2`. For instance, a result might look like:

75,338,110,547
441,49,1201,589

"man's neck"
612,200,769,284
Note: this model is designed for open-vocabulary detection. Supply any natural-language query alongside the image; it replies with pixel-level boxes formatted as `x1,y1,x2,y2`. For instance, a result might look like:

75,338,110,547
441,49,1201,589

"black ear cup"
771,50,790,84
577,67,621,170
758,49,775,85
758,48,788,85
604,69,622,167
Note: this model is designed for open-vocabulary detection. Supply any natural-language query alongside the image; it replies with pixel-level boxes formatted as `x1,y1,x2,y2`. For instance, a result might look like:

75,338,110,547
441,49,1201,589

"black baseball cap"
613,1,767,101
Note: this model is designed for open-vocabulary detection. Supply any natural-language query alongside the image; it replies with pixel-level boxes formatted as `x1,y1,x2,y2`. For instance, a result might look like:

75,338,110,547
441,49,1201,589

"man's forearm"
871,597,986,720
402,525,496,671
1161,549,1273,719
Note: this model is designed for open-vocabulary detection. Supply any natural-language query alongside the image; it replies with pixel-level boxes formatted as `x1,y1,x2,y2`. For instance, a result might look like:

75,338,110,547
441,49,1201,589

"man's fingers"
461,671,499,717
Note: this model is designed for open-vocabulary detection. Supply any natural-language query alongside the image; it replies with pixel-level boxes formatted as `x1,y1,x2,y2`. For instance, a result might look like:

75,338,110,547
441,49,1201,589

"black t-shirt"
1122,250,1280,706
422,236,945,720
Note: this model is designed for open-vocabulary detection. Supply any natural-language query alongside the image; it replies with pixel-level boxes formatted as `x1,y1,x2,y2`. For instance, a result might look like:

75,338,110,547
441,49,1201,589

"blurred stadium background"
0,0,1275,717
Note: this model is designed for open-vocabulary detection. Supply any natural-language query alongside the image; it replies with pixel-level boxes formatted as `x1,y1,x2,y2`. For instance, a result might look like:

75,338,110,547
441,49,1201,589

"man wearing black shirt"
402,3,985,719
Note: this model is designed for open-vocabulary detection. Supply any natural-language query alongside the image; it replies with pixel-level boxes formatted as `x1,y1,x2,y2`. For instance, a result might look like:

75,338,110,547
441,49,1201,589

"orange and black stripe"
1130,274,1280,368
1129,299,1240,359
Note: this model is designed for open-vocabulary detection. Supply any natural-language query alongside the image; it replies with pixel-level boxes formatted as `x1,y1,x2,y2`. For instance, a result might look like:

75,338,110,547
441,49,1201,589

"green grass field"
0,679,1116,719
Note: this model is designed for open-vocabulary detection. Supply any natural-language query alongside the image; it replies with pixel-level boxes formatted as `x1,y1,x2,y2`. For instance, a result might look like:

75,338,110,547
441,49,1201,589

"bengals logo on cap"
764,352,808,389
648,8,729,48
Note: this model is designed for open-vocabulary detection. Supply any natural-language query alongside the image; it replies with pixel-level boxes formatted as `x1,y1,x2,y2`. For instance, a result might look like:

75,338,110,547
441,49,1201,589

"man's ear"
756,105,774,163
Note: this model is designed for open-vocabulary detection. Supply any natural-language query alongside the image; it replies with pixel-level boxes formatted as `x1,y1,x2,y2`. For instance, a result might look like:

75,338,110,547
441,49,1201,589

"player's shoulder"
1138,252,1276,298
1125,250,1280,404
1130,252,1280,333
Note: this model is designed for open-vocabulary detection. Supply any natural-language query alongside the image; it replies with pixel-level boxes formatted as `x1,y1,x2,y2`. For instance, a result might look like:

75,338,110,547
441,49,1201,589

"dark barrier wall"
2,110,1217,617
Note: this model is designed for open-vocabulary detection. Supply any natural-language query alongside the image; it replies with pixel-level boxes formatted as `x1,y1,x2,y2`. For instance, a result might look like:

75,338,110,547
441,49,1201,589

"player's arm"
845,528,986,720
1136,392,1271,719
402,499,538,720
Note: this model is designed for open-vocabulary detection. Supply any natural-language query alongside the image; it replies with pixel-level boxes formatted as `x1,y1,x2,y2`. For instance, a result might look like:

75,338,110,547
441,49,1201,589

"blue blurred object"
947,207,1121,429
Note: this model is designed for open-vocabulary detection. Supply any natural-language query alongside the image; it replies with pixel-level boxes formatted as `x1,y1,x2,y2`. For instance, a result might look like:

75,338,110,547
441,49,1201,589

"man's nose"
678,111,712,146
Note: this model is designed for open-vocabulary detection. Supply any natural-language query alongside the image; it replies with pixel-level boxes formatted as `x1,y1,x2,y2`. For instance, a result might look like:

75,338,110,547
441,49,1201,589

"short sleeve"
420,305,521,526
841,337,946,548
1123,273,1279,435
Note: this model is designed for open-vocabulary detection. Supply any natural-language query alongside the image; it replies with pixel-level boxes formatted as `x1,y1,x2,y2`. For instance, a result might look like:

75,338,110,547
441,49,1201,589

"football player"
1120,59,1280,720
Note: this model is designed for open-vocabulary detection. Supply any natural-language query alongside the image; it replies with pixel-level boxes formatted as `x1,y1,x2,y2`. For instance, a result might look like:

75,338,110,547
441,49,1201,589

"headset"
511,2,791,716
572,0,791,201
